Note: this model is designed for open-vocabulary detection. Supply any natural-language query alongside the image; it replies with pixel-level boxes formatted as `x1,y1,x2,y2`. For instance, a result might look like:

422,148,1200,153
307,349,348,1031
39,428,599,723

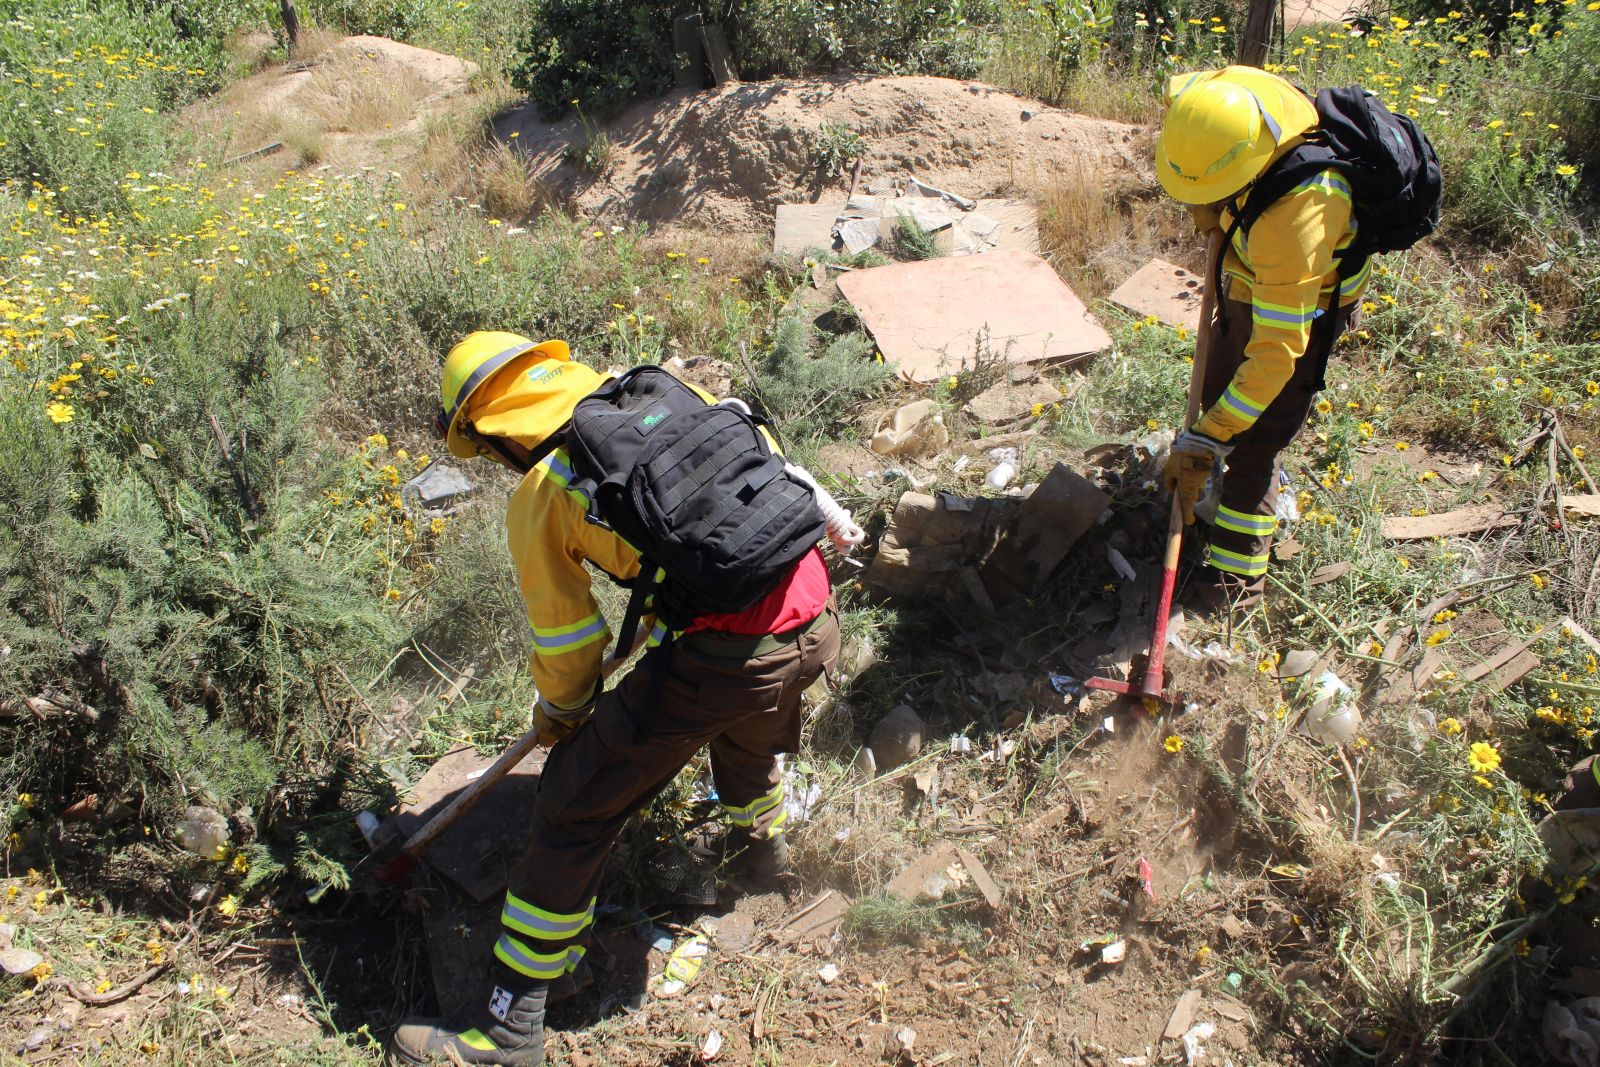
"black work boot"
727,831,791,889
390,963,547,1066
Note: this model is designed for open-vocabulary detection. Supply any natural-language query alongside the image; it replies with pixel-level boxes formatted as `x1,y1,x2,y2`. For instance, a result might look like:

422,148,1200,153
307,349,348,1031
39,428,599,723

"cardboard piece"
887,843,962,900
1108,258,1205,331
390,743,546,903
864,491,1018,601
1381,504,1517,541
838,249,1111,384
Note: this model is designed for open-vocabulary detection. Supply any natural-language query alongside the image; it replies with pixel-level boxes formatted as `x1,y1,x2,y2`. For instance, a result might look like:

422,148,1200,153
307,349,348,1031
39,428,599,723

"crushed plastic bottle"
179,805,229,860
1304,672,1361,744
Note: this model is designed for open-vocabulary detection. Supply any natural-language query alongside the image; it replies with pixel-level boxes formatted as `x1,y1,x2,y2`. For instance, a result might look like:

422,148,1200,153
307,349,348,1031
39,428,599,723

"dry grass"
474,141,550,220
282,120,326,165
302,59,429,133
1034,157,1192,298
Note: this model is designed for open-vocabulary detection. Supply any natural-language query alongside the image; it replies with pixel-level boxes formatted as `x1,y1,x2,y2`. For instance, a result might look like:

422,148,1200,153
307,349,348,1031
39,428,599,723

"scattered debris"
1275,649,1319,679
700,1028,724,1062
1381,503,1517,540
1107,258,1204,330
1100,939,1128,965
770,890,850,948
1180,1022,1216,1066
889,1025,918,1059
0,948,45,976
773,193,1038,258
869,399,948,458
887,844,963,901
818,962,840,984
837,249,1111,384
1305,561,1351,587
1564,493,1600,519
655,934,710,998
983,447,1019,490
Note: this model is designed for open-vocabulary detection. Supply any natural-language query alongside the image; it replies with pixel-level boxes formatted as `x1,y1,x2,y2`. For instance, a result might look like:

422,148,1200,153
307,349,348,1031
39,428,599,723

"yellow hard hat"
437,331,572,459
1156,66,1318,206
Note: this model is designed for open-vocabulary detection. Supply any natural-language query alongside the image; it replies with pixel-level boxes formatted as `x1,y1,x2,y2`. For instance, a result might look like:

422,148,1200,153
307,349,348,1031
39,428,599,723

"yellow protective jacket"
1190,144,1370,443
505,447,647,712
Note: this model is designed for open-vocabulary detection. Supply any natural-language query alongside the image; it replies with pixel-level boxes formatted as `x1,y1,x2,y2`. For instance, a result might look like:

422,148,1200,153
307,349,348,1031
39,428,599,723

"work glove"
533,696,594,748
1163,429,1232,525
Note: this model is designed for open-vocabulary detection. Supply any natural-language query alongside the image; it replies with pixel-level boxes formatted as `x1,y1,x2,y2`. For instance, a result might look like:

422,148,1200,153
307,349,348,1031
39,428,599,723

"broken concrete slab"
962,379,1062,425
773,198,1039,258
1108,258,1206,331
838,249,1111,384
837,216,882,255
1381,504,1517,540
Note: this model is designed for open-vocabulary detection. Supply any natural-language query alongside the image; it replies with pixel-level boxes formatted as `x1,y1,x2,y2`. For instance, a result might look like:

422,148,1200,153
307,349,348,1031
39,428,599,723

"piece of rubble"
713,912,755,953
837,217,883,256
1108,259,1205,330
837,249,1111,384
868,705,925,769
905,177,976,210
1544,996,1600,1067
962,380,1062,425
404,460,475,515
980,463,1109,602
1380,504,1517,540
1460,623,1551,692
1164,989,1203,1041
864,491,1018,602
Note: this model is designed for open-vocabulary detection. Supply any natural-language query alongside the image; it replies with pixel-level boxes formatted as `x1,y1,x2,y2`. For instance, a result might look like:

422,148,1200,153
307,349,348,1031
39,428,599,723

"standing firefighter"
392,332,842,1066
1156,66,1439,612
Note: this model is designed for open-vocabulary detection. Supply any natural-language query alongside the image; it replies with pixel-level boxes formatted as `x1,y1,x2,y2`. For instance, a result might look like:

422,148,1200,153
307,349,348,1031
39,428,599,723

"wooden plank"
1381,504,1516,541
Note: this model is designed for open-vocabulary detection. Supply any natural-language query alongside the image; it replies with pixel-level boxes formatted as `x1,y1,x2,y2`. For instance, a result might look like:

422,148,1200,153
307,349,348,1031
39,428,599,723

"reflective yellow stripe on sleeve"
531,613,610,655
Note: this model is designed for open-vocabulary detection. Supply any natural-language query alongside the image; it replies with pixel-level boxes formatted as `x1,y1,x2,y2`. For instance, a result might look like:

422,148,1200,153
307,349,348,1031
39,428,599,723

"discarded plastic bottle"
179,805,229,859
984,447,1019,490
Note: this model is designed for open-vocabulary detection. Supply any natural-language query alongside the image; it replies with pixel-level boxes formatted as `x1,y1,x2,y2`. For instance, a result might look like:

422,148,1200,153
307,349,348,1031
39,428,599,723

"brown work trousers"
491,608,840,982
1196,294,1353,594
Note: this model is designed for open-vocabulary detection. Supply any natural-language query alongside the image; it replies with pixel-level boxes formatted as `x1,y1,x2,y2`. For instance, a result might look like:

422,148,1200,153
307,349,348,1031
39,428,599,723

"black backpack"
1216,85,1442,375
554,366,826,653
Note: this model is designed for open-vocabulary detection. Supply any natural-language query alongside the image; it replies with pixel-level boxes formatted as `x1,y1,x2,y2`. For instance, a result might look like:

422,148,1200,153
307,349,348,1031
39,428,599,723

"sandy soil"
495,76,1150,232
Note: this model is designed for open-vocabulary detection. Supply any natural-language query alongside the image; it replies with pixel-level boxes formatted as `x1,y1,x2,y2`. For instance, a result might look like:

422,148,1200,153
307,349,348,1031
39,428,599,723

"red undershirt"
687,546,830,636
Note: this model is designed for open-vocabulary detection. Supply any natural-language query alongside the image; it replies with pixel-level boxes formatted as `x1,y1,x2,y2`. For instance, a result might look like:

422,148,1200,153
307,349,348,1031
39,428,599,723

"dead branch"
208,413,261,523
0,688,100,723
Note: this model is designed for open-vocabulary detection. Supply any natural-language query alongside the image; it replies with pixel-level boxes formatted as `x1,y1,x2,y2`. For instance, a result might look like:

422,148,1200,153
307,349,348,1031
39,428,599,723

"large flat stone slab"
837,249,1110,383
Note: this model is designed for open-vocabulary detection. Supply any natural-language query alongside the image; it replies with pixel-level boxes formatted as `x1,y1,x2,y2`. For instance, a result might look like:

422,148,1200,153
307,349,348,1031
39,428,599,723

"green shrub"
746,317,892,439
0,1,226,215
733,0,1000,79
300,0,439,38
510,0,691,121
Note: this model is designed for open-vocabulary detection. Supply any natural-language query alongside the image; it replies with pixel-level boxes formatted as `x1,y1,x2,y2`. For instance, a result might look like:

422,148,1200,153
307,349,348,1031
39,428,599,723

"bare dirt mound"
189,35,479,173
495,76,1149,232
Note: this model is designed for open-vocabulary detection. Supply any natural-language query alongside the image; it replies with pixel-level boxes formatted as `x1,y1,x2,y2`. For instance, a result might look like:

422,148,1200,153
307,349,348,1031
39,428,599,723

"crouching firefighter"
391,332,851,1066
1155,66,1440,614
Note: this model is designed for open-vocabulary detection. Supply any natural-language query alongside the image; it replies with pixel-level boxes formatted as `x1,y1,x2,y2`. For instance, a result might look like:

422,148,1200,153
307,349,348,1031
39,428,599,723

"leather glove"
1163,429,1232,525
533,696,594,748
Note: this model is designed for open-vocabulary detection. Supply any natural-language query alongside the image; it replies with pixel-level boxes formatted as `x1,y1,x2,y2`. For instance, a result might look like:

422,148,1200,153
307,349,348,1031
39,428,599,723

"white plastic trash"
1304,672,1361,745
984,447,1019,491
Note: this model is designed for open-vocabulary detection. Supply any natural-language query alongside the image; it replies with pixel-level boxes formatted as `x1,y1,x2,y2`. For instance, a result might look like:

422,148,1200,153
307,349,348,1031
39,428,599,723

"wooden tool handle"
396,627,650,861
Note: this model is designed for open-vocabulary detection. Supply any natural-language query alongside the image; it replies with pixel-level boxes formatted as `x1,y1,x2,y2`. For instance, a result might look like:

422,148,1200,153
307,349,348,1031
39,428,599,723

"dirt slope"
187,35,480,173
495,76,1149,231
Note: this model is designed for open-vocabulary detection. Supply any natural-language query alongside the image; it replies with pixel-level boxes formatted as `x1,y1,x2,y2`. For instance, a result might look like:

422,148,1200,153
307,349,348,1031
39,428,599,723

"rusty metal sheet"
838,249,1110,384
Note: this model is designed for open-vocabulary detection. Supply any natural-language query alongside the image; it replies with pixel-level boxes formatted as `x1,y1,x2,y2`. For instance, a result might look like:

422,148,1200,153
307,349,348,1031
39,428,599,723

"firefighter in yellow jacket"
392,334,838,1065
1157,66,1368,612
